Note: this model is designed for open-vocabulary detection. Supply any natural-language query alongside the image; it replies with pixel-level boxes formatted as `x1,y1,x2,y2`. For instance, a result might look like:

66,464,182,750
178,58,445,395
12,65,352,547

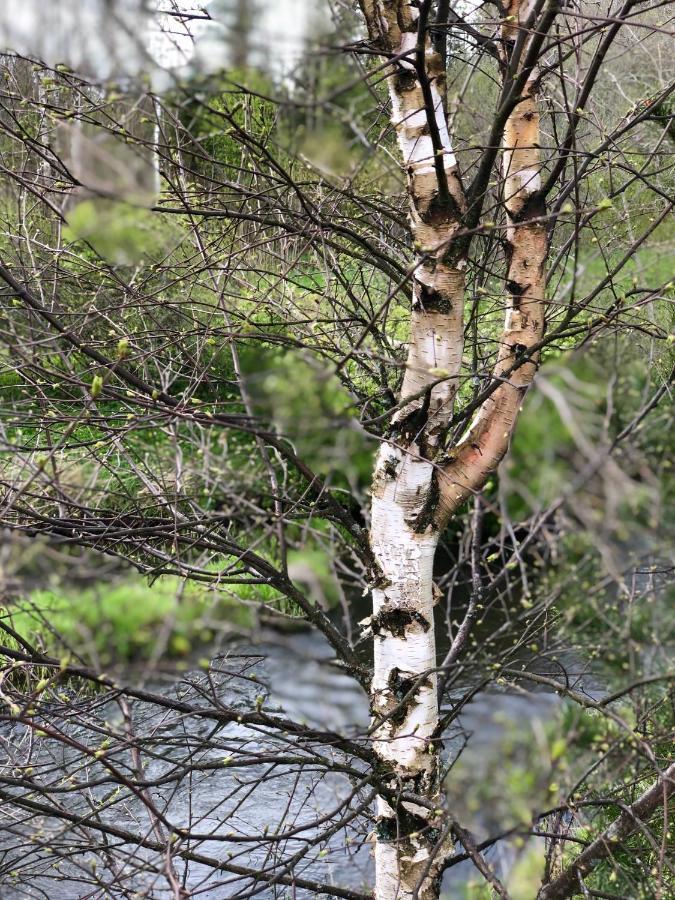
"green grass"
1,575,259,665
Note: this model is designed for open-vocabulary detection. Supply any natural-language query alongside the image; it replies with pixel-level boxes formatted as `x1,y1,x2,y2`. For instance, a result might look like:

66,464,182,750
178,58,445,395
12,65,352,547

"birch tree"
360,2,551,894
0,2,673,899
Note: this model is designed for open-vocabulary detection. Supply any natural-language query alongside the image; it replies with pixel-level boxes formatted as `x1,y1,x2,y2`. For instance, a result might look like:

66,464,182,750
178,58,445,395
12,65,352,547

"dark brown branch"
538,763,675,900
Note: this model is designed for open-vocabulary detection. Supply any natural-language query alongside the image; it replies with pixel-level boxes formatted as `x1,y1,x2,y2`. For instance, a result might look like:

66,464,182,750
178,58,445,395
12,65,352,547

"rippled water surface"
0,625,601,899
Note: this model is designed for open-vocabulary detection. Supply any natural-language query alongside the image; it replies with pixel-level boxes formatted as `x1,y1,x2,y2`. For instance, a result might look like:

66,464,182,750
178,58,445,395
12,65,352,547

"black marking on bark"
388,666,417,700
508,191,546,224
503,239,514,273
409,468,440,533
367,561,391,591
376,799,432,842
397,806,433,838
411,765,438,797
422,190,462,226
375,809,438,869
391,387,431,445
414,280,452,314
506,280,527,308
393,69,417,93
511,343,528,358
426,825,442,844
372,607,431,639
387,667,433,727
442,238,469,268
382,454,400,479
387,668,416,726
376,815,399,842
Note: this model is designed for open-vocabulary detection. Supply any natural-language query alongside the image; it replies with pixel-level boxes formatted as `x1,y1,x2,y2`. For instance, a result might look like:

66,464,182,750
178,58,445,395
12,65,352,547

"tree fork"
359,1,555,897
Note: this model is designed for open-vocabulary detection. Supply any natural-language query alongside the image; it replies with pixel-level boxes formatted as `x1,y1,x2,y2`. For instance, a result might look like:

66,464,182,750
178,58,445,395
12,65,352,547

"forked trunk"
361,1,550,898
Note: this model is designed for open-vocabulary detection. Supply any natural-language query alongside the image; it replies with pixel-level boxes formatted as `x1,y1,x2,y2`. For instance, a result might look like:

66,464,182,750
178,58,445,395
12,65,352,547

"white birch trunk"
360,4,466,898
370,451,441,899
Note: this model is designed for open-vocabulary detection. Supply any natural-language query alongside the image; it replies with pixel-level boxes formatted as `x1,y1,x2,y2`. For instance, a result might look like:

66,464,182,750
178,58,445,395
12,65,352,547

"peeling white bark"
359,4,468,899
370,452,441,899
390,33,458,181
369,3,462,773
370,453,438,770
375,800,436,900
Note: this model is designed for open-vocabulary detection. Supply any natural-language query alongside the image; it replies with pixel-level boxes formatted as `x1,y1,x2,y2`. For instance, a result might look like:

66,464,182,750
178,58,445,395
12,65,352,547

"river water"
0,616,604,900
